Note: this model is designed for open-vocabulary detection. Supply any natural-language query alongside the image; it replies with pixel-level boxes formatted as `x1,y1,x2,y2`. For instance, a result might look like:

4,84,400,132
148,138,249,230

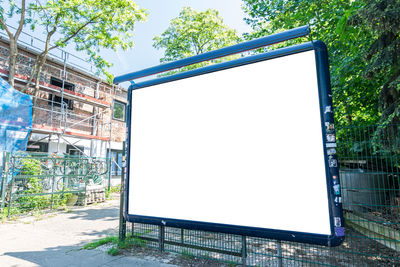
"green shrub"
105,184,121,199
107,247,120,256
16,158,72,212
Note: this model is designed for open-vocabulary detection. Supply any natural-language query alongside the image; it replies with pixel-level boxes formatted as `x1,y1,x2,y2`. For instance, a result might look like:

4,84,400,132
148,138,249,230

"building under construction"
0,27,126,177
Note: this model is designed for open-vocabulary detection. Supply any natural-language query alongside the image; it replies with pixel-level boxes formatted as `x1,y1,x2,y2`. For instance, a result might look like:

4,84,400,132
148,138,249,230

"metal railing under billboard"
0,151,110,216
120,124,399,266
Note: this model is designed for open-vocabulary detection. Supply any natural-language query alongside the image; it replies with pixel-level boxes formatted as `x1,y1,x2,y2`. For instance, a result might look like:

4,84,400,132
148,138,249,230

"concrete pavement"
0,197,177,267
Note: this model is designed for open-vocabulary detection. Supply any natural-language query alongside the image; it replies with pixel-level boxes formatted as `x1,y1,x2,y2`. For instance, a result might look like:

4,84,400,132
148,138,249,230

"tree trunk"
7,38,18,87
31,59,46,123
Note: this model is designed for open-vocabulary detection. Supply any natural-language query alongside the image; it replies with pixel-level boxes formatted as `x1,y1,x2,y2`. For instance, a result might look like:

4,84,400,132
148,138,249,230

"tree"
153,7,240,72
354,0,400,152
241,0,381,128
355,0,400,126
0,0,147,108
242,0,400,155
0,0,29,87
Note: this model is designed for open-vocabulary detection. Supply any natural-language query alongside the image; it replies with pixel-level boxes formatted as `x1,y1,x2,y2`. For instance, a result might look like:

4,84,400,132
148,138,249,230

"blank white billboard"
127,49,338,243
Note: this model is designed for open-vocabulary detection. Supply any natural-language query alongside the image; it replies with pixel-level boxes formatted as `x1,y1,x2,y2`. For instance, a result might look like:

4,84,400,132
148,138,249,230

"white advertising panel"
126,45,343,246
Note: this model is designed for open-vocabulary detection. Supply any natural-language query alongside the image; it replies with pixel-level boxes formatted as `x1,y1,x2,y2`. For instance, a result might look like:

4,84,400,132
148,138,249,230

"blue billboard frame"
115,28,344,247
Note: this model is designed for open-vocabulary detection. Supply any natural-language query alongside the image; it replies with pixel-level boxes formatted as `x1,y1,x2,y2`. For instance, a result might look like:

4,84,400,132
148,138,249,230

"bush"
105,184,121,199
15,157,72,212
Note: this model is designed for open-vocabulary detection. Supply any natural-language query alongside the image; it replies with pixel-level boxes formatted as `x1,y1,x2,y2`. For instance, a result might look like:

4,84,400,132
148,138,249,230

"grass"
107,247,120,256
32,209,44,219
180,249,195,260
83,232,148,256
0,207,22,222
105,185,121,199
83,236,118,250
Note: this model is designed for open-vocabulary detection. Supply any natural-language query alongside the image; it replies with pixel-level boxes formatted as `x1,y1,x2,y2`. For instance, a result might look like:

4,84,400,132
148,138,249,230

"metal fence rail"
0,151,110,216
126,124,400,266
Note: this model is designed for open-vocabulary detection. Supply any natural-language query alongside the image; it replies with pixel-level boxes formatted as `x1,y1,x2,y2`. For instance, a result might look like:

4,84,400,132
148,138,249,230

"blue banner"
0,77,32,184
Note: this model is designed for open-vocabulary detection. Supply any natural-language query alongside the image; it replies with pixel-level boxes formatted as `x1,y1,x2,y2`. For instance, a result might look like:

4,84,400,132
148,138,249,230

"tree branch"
20,55,39,92
14,0,26,40
48,14,102,51
0,18,13,39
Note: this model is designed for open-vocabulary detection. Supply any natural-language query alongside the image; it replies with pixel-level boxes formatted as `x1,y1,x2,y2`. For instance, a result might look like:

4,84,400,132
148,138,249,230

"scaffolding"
0,24,125,162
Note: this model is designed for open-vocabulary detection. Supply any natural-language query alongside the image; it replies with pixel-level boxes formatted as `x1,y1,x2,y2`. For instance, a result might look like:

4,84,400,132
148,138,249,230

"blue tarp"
0,77,32,186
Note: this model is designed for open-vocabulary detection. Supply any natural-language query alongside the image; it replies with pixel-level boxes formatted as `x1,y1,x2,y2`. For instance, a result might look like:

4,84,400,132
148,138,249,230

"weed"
181,249,195,259
47,214,57,219
107,247,120,256
0,207,21,222
83,232,148,257
227,260,238,266
105,185,121,199
32,209,44,218
132,237,147,248
83,236,118,250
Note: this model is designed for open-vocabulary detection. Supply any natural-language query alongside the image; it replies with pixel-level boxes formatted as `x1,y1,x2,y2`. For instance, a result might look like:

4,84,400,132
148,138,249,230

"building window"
107,150,123,176
48,77,75,110
113,100,126,121
67,144,84,156
27,142,48,152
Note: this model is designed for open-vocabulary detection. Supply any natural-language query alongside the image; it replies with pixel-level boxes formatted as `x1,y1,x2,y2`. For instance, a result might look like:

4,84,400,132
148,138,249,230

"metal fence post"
241,235,247,266
0,152,9,210
50,161,56,210
62,157,66,194
7,154,15,217
119,141,126,241
159,225,165,252
181,229,184,244
277,240,283,267
107,156,111,191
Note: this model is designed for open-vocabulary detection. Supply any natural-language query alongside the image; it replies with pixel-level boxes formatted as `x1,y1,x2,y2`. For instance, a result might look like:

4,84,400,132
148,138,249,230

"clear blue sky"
106,0,252,86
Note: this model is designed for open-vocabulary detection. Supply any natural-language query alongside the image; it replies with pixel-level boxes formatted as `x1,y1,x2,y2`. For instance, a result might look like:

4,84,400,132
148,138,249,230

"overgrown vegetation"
83,233,148,256
83,236,118,250
241,0,400,155
105,184,121,199
1,157,76,219
15,158,73,212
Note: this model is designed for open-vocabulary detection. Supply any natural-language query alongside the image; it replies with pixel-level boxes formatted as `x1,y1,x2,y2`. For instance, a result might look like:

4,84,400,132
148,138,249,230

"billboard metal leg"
277,240,283,267
241,235,247,266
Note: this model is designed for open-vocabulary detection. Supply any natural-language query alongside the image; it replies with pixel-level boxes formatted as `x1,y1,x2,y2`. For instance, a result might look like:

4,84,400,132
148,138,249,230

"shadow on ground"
3,241,120,267
2,226,119,267
68,206,118,221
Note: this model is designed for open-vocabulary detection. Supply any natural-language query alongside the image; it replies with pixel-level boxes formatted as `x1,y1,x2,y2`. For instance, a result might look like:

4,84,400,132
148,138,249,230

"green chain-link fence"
0,152,110,216
125,124,400,266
